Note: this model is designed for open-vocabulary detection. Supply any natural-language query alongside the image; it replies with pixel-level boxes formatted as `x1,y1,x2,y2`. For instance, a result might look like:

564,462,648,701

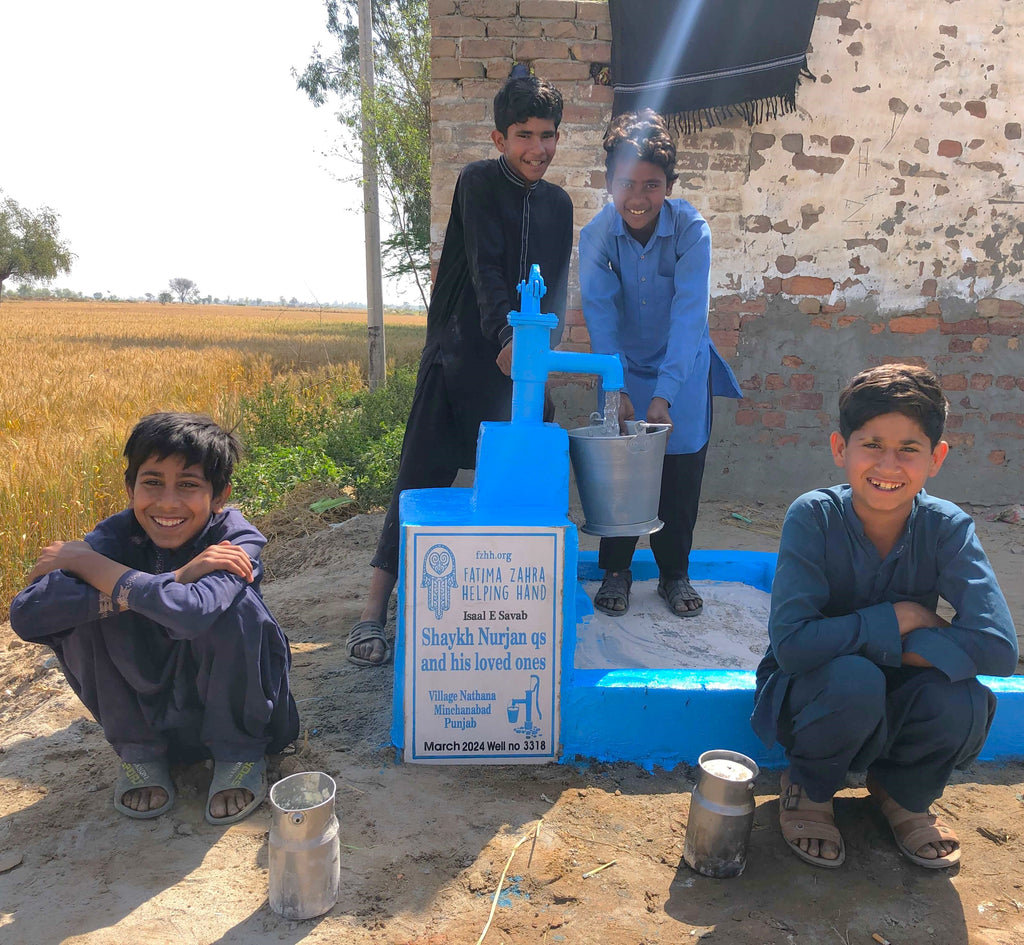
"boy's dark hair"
124,412,241,496
493,73,563,135
838,364,948,448
603,109,678,184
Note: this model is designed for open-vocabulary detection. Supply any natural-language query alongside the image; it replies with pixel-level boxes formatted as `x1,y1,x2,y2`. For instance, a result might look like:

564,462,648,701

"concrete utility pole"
358,0,386,389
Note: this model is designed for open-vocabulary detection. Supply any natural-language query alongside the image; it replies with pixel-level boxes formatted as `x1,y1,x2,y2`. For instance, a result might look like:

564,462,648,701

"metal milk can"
683,749,759,878
268,771,340,919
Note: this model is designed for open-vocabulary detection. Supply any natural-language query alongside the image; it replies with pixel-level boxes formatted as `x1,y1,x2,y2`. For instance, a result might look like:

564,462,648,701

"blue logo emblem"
421,544,457,620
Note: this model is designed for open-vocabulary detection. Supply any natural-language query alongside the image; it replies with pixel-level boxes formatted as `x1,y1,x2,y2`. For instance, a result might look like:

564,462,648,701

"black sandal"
658,576,703,617
594,570,632,616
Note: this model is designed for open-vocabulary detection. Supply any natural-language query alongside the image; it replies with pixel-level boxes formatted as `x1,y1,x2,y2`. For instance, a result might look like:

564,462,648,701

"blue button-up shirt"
751,485,1019,746
579,198,741,453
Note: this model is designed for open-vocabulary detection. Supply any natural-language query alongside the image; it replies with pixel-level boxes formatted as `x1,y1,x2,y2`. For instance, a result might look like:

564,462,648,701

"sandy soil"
1,498,1022,945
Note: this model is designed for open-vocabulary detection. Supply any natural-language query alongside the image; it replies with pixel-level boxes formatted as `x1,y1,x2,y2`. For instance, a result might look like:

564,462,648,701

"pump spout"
507,265,624,424
546,349,623,393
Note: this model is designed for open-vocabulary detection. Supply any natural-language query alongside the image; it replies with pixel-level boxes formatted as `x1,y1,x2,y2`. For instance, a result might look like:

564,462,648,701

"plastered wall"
430,0,1024,504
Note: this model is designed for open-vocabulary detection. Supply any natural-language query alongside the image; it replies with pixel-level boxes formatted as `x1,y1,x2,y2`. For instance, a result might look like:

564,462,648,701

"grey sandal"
658,576,703,617
594,570,632,616
113,759,175,820
346,619,392,667
205,758,268,826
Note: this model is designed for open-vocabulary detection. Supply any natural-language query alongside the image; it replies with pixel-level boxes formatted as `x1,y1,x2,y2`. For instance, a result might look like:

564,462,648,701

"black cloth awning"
610,0,820,131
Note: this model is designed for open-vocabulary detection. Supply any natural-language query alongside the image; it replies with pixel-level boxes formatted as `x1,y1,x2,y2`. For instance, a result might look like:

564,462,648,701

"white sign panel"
403,526,563,763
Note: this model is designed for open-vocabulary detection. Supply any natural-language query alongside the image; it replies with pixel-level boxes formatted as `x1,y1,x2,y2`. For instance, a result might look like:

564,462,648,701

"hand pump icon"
507,675,542,737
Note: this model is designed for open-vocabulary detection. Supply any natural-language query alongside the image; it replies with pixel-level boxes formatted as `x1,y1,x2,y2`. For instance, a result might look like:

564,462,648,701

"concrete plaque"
403,526,563,763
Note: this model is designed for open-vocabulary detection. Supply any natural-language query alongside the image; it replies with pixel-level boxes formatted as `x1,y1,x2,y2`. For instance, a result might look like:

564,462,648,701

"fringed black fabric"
609,0,820,130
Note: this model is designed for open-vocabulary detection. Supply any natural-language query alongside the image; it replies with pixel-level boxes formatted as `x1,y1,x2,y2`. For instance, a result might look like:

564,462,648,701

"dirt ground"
1,497,1023,945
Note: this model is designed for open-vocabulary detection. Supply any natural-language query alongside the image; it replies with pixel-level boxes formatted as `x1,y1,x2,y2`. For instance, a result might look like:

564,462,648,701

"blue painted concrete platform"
560,548,1024,770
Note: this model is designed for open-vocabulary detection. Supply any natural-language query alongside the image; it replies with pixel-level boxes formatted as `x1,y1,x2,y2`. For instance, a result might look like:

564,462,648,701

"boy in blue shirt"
10,413,299,824
579,109,741,619
752,365,1018,868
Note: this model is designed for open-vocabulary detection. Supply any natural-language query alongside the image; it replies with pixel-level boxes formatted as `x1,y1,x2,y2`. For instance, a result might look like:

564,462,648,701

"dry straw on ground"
0,298,425,610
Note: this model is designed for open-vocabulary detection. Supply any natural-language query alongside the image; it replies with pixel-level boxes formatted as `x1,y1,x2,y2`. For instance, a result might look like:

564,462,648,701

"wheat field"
0,298,426,610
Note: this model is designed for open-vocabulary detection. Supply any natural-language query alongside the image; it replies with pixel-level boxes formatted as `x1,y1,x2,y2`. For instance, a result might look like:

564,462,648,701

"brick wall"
429,0,1024,504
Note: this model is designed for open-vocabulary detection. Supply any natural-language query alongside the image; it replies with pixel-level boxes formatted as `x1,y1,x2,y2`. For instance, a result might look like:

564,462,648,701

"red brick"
922,278,937,296
822,301,847,314
941,318,990,335
564,308,585,327
945,432,974,449
799,298,822,314
782,355,804,367
811,317,832,330
790,374,815,391
781,276,835,295
714,294,745,313
740,374,762,391
924,300,942,316
763,412,787,429
521,0,577,16
460,0,516,14
948,339,972,353
937,139,963,158
740,298,767,314
780,392,824,410
996,375,1017,390
990,320,1024,336
433,59,485,79
461,38,514,58
568,325,591,345
776,256,797,275
945,414,964,430
735,410,760,426
710,329,738,349
988,450,1007,465
514,38,571,59
433,15,485,37
941,374,968,391
765,373,785,390
837,315,861,328
776,434,802,447
999,300,1024,317
763,277,783,294
710,312,741,331
970,374,993,390
890,316,940,334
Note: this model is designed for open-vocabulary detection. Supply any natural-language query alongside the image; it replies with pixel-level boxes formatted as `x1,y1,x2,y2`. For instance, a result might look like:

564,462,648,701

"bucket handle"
627,421,655,453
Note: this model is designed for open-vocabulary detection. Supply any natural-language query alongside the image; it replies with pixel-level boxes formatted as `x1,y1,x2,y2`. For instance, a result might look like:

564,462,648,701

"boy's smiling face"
608,157,673,243
127,453,229,550
831,411,949,524
491,117,559,183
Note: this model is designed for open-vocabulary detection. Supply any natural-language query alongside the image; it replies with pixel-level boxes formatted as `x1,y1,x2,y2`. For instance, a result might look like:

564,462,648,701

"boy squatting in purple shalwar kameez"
10,413,299,824
750,365,1017,870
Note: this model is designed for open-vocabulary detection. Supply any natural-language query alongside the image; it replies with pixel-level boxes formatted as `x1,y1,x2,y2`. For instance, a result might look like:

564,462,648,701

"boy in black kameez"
10,413,299,824
347,71,573,666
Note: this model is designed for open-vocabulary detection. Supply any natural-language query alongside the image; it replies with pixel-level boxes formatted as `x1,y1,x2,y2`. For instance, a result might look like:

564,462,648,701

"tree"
168,277,199,303
158,291,173,304
0,194,74,303
297,0,431,307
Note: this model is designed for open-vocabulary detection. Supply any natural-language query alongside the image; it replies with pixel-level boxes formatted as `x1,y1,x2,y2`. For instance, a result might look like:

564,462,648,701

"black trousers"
597,443,709,580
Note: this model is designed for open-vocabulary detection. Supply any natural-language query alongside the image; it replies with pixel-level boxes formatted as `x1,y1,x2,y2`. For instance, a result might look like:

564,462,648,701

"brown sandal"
867,779,961,869
779,769,846,868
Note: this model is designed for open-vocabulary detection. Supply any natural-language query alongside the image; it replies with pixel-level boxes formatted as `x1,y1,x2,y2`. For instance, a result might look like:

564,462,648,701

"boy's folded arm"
652,221,713,407
111,567,255,640
769,505,903,675
900,517,1019,679
9,569,113,639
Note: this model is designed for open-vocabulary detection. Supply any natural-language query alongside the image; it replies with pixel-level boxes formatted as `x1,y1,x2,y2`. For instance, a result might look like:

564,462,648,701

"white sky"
1,0,408,305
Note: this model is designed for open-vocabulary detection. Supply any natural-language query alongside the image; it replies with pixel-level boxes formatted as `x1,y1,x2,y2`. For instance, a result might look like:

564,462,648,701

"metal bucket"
683,749,759,878
268,771,340,919
568,420,670,536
